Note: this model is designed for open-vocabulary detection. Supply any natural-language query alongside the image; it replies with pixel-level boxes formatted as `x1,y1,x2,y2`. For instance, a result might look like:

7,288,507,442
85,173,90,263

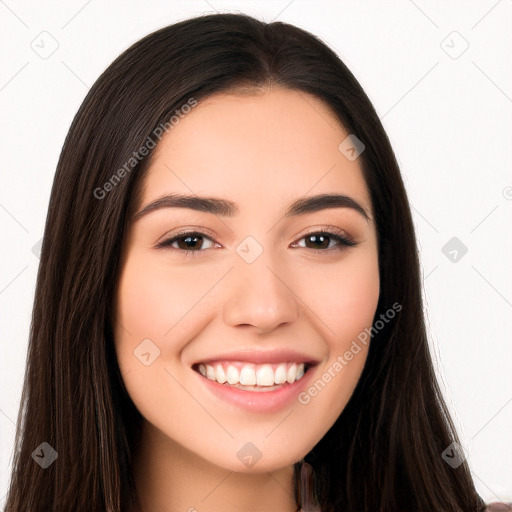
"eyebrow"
133,193,371,222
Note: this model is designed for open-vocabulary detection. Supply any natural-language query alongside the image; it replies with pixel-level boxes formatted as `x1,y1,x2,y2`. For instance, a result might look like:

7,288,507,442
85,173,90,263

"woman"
3,12,498,512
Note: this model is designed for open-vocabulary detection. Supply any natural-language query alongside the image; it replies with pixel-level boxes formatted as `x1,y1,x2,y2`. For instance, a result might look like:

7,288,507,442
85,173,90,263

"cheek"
113,251,214,370
292,252,379,436
300,248,380,344
117,267,164,335
333,263,380,341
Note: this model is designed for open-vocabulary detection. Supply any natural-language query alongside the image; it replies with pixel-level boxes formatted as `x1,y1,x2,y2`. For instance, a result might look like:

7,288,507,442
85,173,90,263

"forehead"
141,88,372,214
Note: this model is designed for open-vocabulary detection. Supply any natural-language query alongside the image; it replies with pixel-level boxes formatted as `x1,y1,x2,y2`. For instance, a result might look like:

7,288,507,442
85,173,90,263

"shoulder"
484,503,512,511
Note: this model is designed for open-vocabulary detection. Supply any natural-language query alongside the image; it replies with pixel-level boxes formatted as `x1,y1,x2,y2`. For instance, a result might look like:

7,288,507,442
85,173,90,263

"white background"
1,0,511,506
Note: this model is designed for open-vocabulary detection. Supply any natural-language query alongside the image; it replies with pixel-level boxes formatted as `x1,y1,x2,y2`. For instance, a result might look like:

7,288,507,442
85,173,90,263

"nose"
223,255,300,334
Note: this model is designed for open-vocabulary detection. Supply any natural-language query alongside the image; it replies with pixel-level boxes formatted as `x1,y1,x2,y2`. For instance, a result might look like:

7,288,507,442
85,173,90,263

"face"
114,88,380,473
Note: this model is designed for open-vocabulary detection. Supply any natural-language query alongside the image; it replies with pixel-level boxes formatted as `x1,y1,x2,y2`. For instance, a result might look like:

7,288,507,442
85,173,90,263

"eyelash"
155,227,358,257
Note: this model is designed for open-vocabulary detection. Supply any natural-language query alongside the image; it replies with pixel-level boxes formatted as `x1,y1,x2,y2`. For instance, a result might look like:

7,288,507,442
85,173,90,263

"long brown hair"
4,13,487,512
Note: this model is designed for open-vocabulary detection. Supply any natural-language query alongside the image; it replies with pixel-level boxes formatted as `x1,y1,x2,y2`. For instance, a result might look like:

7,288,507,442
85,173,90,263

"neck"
130,421,299,512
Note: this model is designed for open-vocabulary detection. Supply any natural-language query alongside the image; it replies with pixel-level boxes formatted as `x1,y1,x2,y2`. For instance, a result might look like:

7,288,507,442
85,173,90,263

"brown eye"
294,231,357,251
157,232,215,252
304,233,331,249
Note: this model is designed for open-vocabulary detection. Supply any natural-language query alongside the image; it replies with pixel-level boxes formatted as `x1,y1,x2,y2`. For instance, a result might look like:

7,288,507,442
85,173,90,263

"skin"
114,88,380,512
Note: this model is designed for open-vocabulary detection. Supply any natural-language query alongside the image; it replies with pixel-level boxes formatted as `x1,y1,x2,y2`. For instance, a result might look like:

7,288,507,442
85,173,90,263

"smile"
192,359,317,413
193,361,309,389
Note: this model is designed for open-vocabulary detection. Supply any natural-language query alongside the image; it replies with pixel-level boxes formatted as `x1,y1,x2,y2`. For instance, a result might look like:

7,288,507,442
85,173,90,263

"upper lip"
192,348,320,366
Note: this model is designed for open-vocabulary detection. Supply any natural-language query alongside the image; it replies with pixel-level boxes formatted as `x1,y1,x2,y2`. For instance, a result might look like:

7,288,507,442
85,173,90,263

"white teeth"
199,362,307,387
215,364,227,383
239,366,256,385
226,365,239,385
256,364,274,386
206,364,215,380
286,364,297,383
274,363,287,384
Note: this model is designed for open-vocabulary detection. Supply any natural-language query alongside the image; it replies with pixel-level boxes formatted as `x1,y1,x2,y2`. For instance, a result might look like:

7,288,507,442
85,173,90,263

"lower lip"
194,366,316,413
